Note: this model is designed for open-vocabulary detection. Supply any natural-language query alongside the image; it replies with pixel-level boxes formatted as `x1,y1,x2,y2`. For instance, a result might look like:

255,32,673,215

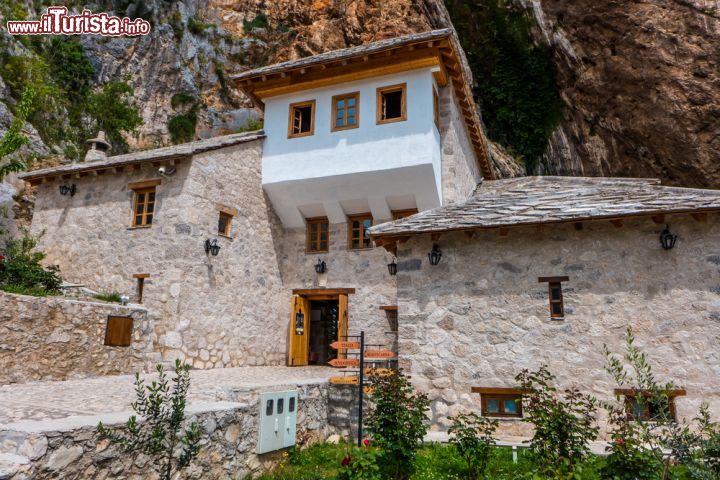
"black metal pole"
357,330,365,447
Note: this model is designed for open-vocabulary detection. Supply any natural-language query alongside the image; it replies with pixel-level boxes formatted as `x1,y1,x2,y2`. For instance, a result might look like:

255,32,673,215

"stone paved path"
0,366,335,426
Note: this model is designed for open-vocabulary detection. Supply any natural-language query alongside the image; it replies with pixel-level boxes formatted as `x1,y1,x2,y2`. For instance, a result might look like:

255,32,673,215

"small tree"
97,361,201,480
0,230,61,296
516,365,599,475
448,412,498,479
366,370,431,480
0,87,36,181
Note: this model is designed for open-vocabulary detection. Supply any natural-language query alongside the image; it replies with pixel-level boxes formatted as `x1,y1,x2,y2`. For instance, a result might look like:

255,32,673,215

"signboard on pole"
330,341,361,350
364,349,396,359
330,376,359,385
328,358,360,368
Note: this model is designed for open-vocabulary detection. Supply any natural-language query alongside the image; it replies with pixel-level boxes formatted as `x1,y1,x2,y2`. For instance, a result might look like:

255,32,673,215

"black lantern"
660,225,677,250
204,239,221,256
295,311,305,335
387,257,397,276
59,184,76,196
428,244,442,266
314,259,327,274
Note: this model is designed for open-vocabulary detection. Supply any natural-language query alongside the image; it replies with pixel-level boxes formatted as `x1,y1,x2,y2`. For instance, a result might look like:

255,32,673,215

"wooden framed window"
332,92,359,131
131,187,156,227
376,83,407,124
104,316,133,347
472,387,524,418
538,276,569,318
288,100,315,138
433,88,440,129
392,208,418,220
218,212,232,236
306,217,329,253
348,213,373,250
133,273,149,304
615,389,685,422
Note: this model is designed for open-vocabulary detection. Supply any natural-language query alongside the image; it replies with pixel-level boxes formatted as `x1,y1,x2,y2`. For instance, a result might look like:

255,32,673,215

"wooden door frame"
288,288,355,366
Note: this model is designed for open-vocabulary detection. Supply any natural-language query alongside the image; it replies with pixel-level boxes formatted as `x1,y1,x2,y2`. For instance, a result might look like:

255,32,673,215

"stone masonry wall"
31,140,289,370
1,383,335,479
397,214,720,437
439,82,482,205
0,291,154,384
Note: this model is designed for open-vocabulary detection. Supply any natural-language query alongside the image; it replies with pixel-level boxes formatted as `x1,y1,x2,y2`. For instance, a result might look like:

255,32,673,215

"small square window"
377,84,407,124
348,214,373,250
288,100,315,138
332,92,359,131
474,388,524,418
306,217,329,253
218,212,232,236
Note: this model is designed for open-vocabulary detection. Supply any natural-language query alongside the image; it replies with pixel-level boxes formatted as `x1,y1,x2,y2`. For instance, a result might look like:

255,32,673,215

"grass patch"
0,284,55,297
93,292,122,303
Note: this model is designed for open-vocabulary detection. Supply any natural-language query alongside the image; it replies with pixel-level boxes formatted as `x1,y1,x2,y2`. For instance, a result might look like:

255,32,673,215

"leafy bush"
170,92,197,109
516,365,599,475
87,81,143,153
0,86,36,180
243,13,269,33
187,17,212,36
97,361,201,480
366,370,431,480
168,105,198,144
337,443,382,480
447,413,498,479
0,230,61,296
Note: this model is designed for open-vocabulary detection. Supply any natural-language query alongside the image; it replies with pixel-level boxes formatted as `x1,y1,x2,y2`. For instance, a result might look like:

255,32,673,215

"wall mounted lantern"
660,225,677,250
387,257,397,276
59,184,76,196
428,244,442,266
204,239,221,256
314,259,327,274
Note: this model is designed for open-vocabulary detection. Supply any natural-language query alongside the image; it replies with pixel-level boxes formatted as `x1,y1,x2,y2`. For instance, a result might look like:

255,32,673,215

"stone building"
369,176,720,434
18,29,489,371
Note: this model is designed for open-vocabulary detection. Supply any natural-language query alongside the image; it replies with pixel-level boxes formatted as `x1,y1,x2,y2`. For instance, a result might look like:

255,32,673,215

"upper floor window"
288,100,315,138
377,84,406,124
332,92,359,131
433,88,440,129
392,208,418,220
538,276,569,319
128,179,160,228
348,213,373,250
306,217,329,253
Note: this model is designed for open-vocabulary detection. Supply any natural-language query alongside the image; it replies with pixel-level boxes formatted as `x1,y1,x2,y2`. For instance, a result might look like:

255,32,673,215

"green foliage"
93,292,122,303
0,230,62,296
1,0,28,22
236,118,264,133
168,106,198,144
367,370,431,480
445,0,564,172
170,92,197,109
243,13,269,33
87,81,143,152
187,17,212,36
447,413,498,479
337,444,382,480
516,365,599,476
0,87,36,180
46,38,95,102
97,361,201,480
169,10,184,42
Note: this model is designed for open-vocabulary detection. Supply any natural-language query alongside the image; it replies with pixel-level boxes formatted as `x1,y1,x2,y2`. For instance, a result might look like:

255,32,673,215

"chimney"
84,131,112,162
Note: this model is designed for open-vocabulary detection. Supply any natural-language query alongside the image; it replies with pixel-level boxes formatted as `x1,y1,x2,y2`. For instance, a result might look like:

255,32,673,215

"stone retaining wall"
0,291,155,384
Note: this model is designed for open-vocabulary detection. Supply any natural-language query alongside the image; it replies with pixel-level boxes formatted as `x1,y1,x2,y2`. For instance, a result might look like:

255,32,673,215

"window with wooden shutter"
288,100,315,138
348,213,373,250
538,276,569,319
332,92,359,131
376,84,407,124
306,217,329,253
104,316,133,347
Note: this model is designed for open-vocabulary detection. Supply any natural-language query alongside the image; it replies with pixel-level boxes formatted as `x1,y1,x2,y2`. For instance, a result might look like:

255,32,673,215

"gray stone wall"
30,140,289,370
396,215,720,437
438,82,482,204
0,291,154,384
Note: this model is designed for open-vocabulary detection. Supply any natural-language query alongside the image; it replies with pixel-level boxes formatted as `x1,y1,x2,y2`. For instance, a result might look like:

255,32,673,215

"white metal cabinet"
257,390,298,454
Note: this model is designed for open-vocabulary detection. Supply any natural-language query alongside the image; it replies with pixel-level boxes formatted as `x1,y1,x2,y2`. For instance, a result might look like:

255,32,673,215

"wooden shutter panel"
288,295,310,366
337,294,349,359
104,316,134,346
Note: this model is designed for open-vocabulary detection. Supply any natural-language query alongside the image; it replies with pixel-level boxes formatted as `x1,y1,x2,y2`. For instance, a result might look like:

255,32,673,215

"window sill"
305,250,329,255
332,124,359,132
218,233,233,240
376,117,407,125
483,416,524,422
348,247,374,252
288,132,314,139
127,226,152,230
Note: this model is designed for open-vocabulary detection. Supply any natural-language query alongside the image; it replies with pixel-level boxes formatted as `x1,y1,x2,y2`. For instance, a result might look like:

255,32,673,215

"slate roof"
369,176,720,237
231,29,457,81
19,131,265,184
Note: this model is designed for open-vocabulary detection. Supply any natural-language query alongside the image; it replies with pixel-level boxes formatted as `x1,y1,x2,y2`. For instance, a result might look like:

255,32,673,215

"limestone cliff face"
518,0,720,187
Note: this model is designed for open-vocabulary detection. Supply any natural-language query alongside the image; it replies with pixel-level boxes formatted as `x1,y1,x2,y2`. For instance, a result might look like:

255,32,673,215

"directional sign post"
357,331,365,448
330,376,359,385
328,358,360,368
364,349,396,359
330,340,361,350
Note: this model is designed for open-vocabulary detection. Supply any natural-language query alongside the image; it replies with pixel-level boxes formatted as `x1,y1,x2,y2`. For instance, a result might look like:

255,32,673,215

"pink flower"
0,254,4,262
616,438,625,444
363,439,370,446
342,455,351,466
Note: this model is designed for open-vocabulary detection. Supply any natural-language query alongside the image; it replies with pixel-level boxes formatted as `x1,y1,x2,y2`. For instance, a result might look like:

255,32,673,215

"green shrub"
447,413,498,479
337,443,382,480
243,13,269,33
0,86,36,180
516,365,599,476
0,230,62,296
93,292,122,303
170,92,196,109
187,17,211,36
97,361,201,480
87,81,143,154
168,105,198,144
366,370,431,480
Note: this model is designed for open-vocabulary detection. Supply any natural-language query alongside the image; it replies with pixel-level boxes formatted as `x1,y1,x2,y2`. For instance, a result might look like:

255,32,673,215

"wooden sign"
330,376,359,385
330,341,361,350
328,358,360,368
365,368,394,377
364,349,396,359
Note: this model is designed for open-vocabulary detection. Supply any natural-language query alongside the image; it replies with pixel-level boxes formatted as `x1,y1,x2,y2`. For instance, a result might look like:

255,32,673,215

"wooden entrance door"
288,295,310,366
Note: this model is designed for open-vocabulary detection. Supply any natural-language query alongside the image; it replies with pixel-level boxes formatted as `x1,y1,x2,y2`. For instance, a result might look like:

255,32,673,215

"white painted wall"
261,68,442,227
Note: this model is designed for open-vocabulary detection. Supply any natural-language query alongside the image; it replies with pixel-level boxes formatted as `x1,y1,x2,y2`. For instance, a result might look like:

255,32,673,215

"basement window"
538,276,569,319
472,387,524,418
289,100,315,138
306,217,329,253
377,84,407,124
615,389,685,422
